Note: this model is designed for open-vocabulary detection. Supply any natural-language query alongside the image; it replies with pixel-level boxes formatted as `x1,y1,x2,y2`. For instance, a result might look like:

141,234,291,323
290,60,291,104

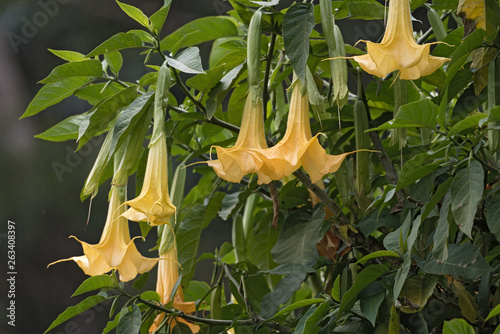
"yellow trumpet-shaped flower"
352,0,449,80
207,90,270,183
256,83,352,183
123,133,176,226
49,186,158,282
149,247,200,333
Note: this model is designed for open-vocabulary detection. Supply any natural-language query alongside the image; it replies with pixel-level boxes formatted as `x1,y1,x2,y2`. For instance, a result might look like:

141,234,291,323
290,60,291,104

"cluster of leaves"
24,0,500,333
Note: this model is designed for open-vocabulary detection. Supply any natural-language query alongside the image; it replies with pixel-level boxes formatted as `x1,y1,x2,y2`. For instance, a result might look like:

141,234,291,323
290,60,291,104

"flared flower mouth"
351,0,449,80
49,186,159,282
149,247,200,333
123,133,176,226
252,82,353,184
207,89,269,183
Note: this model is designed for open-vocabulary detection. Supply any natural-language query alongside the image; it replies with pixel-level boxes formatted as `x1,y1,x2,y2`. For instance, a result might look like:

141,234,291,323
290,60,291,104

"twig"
263,32,277,118
293,169,350,226
168,105,240,133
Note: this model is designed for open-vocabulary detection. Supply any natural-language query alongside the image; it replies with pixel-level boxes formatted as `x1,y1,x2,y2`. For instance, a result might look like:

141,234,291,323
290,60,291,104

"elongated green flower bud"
320,0,348,107
488,59,500,153
354,99,371,195
151,60,171,144
81,129,113,199
247,10,263,101
426,6,447,41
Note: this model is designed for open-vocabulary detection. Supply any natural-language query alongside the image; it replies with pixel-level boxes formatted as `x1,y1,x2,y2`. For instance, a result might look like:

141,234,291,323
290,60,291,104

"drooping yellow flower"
122,133,176,226
207,90,270,183
352,0,449,80
149,246,200,333
49,186,158,282
255,82,352,183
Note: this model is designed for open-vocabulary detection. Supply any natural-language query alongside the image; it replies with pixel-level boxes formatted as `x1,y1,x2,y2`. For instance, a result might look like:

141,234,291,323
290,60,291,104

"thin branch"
168,105,240,133
263,32,277,117
293,169,351,226
170,68,208,114
133,294,291,333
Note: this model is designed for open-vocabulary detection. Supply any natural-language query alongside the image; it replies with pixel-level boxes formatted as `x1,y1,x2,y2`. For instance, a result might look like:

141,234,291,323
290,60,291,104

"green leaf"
348,1,385,19
487,195,500,243
109,91,154,155
116,1,150,28
87,32,144,58
104,51,124,76
339,264,389,316
40,59,102,84
184,280,210,302
150,0,172,33
433,191,452,261
370,99,438,131
166,47,205,74
116,304,141,334
186,64,226,93
451,161,484,238
452,281,478,323
44,295,107,333
443,28,487,89
417,243,492,280
357,208,400,236
75,82,124,106
133,272,149,291
398,275,439,313
442,319,475,334
178,195,222,287
295,301,330,334
206,63,245,120
35,114,87,142
261,273,307,318
160,16,238,51
247,214,278,271
72,275,115,297
271,208,325,266
283,3,315,82
397,153,440,190
22,77,91,118
140,291,161,302
486,303,500,322
270,298,325,320
360,291,385,326
48,49,85,62
356,251,401,265
78,86,138,149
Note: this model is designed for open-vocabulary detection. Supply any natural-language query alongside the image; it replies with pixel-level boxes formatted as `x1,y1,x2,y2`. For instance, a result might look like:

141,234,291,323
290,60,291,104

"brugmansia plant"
22,0,500,332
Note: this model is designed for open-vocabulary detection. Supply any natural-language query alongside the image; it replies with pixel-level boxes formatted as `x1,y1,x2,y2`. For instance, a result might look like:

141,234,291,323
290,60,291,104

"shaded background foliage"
0,0,437,333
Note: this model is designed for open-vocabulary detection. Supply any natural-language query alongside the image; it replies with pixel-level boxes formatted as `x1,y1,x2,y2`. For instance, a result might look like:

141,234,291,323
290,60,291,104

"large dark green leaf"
371,99,438,130
486,194,500,243
206,63,245,120
347,1,385,19
160,16,238,51
22,77,91,118
397,153,440,190
433,191,452,261
39,59,103,84
261,272,307,319
186,64,226,93
417,243,492,280
450,161,484,238
271,208,325,267
44,295,107,333
116,304,141,334
295,301,330,334
338,264,389,316
283,3,315,82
